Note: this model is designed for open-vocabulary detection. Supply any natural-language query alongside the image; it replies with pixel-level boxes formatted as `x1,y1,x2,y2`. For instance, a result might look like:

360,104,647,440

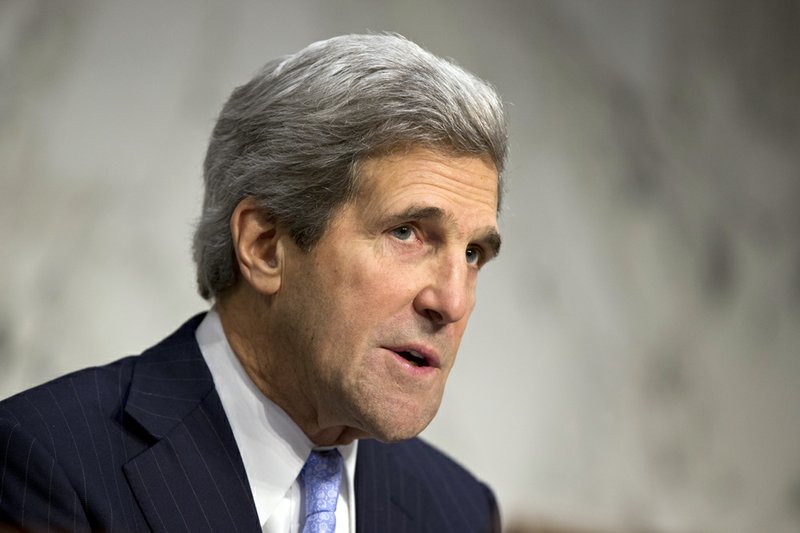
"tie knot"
300,449,343,520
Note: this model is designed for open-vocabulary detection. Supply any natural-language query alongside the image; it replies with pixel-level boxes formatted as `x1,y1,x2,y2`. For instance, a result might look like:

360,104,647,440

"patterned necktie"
300,449,343,533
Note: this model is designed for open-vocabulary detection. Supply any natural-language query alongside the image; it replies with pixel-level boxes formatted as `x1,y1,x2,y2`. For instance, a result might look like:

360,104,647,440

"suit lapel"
121,315,261,533
123,390,259,533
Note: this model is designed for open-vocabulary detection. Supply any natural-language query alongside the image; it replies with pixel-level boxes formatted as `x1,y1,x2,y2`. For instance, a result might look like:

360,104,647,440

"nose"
413,254,474,326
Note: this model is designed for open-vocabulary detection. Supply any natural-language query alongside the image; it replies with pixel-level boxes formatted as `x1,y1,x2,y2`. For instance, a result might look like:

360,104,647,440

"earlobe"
230,198,284,295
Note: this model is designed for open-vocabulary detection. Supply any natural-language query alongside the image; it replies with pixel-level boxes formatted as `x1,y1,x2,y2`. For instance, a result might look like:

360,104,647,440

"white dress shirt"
196,309,357,533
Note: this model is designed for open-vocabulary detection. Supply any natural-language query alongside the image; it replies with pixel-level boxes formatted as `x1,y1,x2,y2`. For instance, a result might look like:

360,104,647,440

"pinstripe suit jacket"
0,315,500,532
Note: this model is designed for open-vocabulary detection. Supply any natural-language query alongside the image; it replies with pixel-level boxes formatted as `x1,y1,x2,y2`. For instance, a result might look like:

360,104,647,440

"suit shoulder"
0,313,206,427
0,355,137,436
381,437,485,484
359,437,494,497
357,438,500,532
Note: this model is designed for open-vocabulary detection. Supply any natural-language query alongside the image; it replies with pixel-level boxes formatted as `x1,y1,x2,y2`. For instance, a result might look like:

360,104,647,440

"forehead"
353,147,499,216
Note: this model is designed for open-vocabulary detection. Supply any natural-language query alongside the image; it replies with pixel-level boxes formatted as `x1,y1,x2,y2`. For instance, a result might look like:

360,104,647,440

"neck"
215,287,368,446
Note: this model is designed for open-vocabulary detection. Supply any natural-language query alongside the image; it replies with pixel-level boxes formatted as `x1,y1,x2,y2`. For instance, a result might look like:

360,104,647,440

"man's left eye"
465,246,482,265
390,226,413,240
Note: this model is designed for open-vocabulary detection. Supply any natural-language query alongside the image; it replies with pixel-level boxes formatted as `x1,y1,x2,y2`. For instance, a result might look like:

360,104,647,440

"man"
0,33,507,532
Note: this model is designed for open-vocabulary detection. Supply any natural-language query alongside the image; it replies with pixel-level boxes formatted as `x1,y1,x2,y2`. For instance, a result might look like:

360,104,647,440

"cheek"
328,252,416,309
312,236,426,351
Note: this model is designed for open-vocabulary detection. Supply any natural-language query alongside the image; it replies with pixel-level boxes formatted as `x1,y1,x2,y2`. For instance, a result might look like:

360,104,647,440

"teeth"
395,349,427,367
392,348,430,367
406,350,424,361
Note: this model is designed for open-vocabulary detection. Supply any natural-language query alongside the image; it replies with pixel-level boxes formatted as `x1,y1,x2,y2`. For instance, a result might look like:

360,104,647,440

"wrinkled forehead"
352,144,501,213
350,146,499,224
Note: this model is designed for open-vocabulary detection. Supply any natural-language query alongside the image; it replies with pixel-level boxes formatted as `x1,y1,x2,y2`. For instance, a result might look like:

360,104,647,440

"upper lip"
384,344,441,368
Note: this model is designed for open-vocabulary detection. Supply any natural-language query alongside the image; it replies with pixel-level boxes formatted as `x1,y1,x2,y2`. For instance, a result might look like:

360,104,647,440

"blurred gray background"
1,1,798,532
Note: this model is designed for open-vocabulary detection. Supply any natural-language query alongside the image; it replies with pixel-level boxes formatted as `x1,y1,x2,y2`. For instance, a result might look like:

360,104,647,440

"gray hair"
193,33,508,300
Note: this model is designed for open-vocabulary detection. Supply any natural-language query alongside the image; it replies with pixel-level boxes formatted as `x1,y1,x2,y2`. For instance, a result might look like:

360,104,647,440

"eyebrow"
385,205,502,259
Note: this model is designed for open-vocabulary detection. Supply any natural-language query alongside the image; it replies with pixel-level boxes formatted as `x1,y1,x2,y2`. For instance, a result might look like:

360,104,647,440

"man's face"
273,146,500,442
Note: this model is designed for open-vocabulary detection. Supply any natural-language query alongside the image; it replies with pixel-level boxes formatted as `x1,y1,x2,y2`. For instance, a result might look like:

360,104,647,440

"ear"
230,197,286,295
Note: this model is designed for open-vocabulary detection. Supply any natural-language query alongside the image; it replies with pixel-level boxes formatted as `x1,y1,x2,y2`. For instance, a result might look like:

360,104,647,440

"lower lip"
386,350,438,377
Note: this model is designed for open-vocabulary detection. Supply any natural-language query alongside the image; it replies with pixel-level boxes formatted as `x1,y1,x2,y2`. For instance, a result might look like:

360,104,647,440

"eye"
390,225,414,241
465,246,482,265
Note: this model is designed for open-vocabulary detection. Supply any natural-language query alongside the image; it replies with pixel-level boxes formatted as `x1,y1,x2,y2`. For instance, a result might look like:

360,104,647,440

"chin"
358,404,439,443
369,426,425,444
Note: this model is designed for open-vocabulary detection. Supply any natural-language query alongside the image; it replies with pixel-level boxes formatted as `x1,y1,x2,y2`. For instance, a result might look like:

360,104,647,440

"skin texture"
218,146,500,446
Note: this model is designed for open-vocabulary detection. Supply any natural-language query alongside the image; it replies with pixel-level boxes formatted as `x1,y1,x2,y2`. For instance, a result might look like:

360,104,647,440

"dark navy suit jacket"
0,315,500,532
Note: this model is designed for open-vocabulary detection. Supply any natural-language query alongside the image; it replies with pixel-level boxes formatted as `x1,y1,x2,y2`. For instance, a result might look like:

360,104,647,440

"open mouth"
395,350,430,368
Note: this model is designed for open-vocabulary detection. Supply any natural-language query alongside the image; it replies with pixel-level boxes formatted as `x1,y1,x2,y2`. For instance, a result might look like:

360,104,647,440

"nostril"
425,308,444,324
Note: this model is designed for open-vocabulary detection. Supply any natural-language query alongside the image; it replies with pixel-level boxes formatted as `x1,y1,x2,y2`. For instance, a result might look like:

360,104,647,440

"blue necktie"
300,449,343,533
